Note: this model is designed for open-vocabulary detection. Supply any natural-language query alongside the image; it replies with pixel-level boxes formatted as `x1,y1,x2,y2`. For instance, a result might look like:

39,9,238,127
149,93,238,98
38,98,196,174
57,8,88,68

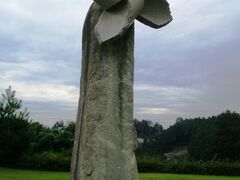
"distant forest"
135,111,240,161
1,87,240,175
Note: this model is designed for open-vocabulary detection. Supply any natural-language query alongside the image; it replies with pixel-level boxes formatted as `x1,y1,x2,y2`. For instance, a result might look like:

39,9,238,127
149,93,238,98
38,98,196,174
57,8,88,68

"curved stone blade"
94,0,122,10
94,0,144,43
136,0,173,29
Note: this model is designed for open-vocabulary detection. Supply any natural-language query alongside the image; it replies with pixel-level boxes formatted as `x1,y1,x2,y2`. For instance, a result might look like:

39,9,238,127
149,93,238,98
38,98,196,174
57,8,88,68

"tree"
189,117,216,160
51,121,74,152
0,87,33,165
215,111,240,160
30,122,53,153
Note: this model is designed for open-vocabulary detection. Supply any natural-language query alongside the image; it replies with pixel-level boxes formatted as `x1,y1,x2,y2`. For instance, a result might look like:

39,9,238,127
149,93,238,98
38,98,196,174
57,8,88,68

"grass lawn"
1,168,240,180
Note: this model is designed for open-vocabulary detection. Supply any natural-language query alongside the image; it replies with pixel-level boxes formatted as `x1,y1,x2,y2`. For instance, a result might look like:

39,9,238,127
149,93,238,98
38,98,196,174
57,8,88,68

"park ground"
1,168,240,180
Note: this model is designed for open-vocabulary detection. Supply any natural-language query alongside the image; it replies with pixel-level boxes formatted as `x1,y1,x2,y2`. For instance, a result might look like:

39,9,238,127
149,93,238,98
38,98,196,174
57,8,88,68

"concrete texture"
94,0,172,43
137,0,172,28
95,0,144,43
94,0,121,10
71,3,138,180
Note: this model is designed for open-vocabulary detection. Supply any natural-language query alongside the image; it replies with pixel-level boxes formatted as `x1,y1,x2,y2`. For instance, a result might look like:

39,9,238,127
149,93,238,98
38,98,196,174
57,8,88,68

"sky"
0,0,240,128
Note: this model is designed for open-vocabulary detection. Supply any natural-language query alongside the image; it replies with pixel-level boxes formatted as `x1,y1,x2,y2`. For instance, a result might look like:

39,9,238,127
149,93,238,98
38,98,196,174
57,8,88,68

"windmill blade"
136,0,172,29
94,0,144,43
94,0,122,10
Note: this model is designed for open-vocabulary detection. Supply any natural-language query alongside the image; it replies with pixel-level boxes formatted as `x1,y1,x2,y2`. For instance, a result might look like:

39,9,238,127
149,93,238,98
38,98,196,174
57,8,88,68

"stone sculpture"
95,0,173,43
71,1,172,180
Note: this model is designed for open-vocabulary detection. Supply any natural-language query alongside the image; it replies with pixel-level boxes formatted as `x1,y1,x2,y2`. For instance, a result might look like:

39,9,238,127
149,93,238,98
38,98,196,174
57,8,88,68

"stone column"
71,3,138,180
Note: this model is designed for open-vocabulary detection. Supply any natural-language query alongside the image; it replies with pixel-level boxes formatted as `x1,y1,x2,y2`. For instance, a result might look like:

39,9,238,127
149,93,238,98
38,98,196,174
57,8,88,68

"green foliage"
188,117,217,160
134,119,163,139
140,111,240,161
0,87,33,166
188,111,240,161
142,117,201,155
22,151,71,171
215,111,240,160
134,119,164,154
1,87,240,175
0,87,74,169
29,121,74,154
137,155,240,176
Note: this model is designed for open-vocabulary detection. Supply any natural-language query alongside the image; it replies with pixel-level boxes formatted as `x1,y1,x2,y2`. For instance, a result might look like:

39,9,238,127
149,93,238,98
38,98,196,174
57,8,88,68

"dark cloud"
0,0,239,128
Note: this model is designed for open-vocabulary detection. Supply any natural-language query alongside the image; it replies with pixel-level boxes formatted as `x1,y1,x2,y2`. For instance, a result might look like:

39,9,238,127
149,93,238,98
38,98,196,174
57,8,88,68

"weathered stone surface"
71,3,138,180
94,0,121,10
94,0,172,43
95,0,144,43
136,0,172,28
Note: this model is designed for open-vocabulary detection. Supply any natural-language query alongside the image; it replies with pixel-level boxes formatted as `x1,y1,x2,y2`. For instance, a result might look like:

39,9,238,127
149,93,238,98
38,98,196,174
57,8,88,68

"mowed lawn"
1,168,240,180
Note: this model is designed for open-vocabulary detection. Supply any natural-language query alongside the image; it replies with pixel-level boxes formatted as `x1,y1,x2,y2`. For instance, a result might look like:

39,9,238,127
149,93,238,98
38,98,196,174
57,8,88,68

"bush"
20,151,71,171
137,155,240,176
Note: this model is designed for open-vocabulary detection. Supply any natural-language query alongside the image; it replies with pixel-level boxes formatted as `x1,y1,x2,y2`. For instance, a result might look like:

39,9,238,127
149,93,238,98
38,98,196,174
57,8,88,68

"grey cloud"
24,101,77,126
0,0,240,128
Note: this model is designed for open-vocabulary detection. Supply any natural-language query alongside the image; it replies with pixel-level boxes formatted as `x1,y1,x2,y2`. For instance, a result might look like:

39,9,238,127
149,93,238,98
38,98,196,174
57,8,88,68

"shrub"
137,155,240,176
20,151,71,171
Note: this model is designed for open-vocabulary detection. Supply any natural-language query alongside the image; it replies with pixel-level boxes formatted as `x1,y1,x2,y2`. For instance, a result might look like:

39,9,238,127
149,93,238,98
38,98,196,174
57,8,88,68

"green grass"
0,168,68,180
140,174,240,180
0,168,240,180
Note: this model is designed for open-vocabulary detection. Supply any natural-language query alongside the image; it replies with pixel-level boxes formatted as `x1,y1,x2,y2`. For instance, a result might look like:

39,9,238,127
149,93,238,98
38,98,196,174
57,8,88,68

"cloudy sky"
0,0,240,128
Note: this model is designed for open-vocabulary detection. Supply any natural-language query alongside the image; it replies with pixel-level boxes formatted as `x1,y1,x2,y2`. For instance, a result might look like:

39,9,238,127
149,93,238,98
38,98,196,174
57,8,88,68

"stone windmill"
71,0,172,180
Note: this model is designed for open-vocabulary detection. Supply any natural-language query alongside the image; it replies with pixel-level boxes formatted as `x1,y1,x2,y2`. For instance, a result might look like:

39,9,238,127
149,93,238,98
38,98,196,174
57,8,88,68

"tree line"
135,112,240,161
0,87,240,175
